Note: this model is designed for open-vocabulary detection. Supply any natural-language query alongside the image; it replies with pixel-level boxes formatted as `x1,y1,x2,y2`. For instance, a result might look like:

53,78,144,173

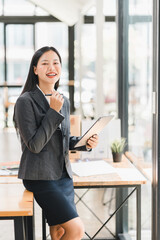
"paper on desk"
0,169,18,176
0,169,12,175
115,168,146,181
71,160,116,177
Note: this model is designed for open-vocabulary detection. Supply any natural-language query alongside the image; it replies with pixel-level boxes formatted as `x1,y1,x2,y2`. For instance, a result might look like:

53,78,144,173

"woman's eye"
42,63,48,65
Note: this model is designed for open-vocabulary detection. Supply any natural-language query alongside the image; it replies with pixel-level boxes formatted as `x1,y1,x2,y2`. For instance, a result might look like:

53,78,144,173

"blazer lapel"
30,87,50,113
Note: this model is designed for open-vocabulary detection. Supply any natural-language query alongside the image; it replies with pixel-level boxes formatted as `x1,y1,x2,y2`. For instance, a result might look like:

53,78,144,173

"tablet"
74,115,114,148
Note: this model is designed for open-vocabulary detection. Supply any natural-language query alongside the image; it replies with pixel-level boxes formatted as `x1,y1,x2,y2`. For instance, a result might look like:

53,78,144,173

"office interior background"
1,0,159,239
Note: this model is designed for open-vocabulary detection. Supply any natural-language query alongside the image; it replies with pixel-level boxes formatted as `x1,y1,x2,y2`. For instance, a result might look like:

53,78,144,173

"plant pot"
112,152,122,162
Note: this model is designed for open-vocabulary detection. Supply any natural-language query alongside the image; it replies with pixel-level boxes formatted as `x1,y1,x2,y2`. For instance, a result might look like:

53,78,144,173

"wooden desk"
0,184,33,216
73,156,146,186
125,151,152,181
0,183,34,240
42,156,146,240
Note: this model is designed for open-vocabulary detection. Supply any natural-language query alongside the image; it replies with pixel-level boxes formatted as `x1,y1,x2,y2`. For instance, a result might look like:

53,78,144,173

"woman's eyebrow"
41,59,59,62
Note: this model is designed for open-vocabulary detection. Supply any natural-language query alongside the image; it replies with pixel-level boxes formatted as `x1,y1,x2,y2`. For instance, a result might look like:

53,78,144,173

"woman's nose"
48,63,55,71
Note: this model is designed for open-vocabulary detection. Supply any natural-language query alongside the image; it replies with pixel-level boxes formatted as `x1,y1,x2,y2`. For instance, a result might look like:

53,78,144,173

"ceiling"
28,0,95,26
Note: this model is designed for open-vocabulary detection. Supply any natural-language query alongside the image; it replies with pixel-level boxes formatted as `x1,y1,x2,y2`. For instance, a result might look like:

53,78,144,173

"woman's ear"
33,66,38,75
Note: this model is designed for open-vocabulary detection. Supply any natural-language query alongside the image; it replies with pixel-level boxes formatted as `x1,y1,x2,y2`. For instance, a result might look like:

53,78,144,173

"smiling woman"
13,46,99,240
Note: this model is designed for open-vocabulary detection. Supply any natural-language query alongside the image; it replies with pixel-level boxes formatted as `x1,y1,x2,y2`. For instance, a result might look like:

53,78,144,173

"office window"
74,23,96,118
4,0,35,16
0,88,4,128
0,23,4,127
128,20,152,161
129,0,152,15
75,21,116,118
128,1,152,239
103,22,117,115
6,24,34,84
0,0,2,15
0,23,4,84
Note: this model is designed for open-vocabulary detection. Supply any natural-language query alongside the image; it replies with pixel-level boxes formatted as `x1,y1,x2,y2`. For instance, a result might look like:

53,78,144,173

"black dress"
23,165,78,226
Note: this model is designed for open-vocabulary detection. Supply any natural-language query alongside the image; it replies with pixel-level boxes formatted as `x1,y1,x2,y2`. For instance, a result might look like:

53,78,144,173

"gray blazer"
14,87,87,180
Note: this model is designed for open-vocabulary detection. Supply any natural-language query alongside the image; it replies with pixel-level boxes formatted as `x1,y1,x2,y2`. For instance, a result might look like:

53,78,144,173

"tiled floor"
0,130,151,240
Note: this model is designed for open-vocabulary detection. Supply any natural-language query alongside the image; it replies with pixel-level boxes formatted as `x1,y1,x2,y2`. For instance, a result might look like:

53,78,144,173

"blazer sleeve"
69,136,91,151
14,96,64,153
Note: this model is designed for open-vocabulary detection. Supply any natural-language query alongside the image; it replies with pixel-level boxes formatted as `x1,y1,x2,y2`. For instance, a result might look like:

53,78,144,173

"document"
115,168,146,181
74,115,114,148
0,169,18,176
71,160,116,177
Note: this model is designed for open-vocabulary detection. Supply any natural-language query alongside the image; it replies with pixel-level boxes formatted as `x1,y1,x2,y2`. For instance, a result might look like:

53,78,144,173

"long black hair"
13,46,62,133
21,46,62,95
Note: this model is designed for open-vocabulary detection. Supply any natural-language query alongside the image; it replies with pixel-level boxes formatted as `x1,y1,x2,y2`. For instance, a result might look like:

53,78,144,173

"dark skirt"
23,168,78,226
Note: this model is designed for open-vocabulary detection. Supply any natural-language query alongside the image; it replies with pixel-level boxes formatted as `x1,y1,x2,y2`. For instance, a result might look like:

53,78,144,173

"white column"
76,13,83,117
95,0,104,117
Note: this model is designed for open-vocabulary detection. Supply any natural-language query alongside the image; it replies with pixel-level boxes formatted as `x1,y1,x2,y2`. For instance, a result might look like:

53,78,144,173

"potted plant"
110,138,127,162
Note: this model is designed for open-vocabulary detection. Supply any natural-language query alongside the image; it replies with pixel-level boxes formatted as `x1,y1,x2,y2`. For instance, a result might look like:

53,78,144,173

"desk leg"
136,186,141,240
14,217,25,240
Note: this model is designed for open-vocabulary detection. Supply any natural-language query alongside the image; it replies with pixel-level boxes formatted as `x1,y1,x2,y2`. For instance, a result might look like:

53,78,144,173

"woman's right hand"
50,91,64,112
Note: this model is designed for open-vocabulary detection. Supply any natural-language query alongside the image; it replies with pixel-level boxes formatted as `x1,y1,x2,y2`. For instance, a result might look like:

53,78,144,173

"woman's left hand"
86,134,99,149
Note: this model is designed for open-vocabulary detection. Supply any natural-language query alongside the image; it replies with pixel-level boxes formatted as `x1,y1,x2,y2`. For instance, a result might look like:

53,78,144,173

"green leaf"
110,138,127,153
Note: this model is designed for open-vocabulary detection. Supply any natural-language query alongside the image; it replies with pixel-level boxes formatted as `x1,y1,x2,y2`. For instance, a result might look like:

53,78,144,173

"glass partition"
0,23,4,84
128,1,152,239
0,23,4,128
129,0,152,15
0,0,2,15
75,21,117,118
128,20,152,161
128,1,152,162
103,22,117,116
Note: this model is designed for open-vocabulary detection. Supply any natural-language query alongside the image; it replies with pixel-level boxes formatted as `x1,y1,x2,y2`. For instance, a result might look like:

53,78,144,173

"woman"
13,46,98,240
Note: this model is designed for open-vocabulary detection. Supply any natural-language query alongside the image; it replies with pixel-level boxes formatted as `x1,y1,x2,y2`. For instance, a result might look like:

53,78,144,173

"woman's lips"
46,73,57,78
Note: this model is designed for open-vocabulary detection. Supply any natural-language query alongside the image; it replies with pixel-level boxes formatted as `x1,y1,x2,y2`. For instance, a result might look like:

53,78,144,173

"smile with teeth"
46,72,57,78
46,73,57,76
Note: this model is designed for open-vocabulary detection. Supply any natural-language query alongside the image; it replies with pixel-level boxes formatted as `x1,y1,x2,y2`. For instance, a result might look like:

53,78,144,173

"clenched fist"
50,91,64,112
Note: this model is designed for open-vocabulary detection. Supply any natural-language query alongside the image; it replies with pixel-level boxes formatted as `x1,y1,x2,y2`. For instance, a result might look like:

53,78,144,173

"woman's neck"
38,83,55,95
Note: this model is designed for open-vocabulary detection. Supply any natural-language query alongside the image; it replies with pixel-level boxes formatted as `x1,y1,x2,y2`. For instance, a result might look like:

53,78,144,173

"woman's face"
34,50,61,87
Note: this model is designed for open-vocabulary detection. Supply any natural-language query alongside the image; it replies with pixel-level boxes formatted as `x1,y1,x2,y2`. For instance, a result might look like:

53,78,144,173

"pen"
45,93,64,96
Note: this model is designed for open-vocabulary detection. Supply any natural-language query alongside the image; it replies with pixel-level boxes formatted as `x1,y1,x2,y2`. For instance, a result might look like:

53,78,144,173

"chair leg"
42,210,47,240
